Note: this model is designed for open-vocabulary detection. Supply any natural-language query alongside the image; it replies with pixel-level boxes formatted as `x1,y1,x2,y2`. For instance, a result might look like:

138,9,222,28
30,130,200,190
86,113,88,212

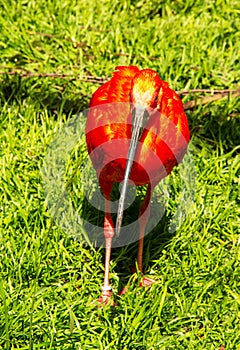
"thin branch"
0,68,109,83
177,88,239,95
0,67,239,109
0,67,238,92
183,89,240,110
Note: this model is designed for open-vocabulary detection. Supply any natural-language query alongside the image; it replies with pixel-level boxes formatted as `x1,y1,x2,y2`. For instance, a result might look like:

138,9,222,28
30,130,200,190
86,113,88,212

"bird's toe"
98,290,116,306
140,276,155,287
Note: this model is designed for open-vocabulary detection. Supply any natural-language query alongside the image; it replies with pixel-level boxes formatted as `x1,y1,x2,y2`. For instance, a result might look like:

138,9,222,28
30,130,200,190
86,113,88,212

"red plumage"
86,66,189,194
85,66,190,303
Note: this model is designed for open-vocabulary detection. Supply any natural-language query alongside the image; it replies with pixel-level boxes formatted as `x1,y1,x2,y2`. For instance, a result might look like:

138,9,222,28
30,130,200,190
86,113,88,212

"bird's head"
130,69,162,110
115,68,162,236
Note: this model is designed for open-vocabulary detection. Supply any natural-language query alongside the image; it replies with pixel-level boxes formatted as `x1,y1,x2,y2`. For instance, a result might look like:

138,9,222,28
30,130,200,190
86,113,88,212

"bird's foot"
118,285,129,295
140,276,155,287
130,265,155,287
98,287,115,306
118,269,155,295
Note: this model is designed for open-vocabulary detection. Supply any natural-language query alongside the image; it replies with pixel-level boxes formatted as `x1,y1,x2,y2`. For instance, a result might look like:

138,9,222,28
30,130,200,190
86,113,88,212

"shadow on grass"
187,100,240,152
79,188,176,294
0,74,90,115
2,75,238,152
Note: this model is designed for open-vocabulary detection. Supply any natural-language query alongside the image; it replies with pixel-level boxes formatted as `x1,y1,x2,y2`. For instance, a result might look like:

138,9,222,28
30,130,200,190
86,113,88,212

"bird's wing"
90,66,140,106
87,65,140,150
159,84,190,143
86,67,140,177
135,82,190,181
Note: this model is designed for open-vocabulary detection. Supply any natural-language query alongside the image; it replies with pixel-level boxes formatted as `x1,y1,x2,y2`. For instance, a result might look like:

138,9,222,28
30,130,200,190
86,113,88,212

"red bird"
86,66,190,303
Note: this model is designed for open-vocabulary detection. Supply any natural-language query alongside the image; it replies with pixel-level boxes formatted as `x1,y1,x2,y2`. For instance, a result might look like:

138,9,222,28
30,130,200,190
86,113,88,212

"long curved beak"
115,106,149,237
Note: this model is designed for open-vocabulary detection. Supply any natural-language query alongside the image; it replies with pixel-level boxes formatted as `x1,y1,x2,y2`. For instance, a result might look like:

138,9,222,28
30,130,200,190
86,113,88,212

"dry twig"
183,89,240,110
0,66,239,109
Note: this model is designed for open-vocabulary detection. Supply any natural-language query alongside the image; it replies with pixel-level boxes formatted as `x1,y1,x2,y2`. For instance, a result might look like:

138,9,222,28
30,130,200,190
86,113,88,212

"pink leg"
137,184,151,272
98,196,115,304
137,184,155,286
119,185,154,296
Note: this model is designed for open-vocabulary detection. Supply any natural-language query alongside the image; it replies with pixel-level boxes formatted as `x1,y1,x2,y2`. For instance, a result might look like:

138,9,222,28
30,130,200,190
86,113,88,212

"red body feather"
86,66,190,196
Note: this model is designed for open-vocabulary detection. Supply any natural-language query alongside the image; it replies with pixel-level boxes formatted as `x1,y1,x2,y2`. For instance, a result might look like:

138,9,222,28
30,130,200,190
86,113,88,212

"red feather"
86,66,190,195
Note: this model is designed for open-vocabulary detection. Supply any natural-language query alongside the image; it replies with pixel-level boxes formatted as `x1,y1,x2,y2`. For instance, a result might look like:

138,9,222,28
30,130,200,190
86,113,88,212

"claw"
140,276,155,287
118,286,129,295
98,289,116,306
119,274,155,295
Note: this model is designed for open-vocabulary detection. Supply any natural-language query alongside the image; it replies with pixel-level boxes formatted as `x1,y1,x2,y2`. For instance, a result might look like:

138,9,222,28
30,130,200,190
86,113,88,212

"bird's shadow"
76,185,177,294
112,217,175,294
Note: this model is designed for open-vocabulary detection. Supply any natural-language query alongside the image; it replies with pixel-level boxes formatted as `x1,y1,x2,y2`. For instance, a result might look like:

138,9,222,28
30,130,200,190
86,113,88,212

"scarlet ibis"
86,66,190,302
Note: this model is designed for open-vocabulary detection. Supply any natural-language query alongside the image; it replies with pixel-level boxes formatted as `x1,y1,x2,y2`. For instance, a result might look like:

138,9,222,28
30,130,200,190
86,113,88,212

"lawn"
0,0,239,349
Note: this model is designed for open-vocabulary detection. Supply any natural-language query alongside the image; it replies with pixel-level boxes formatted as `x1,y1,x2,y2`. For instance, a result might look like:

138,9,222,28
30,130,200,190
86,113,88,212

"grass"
0,0,239,349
